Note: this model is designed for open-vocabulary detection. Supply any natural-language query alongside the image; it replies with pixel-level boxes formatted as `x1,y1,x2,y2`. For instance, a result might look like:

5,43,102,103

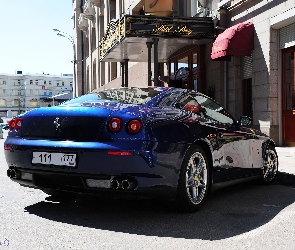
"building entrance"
282,46,295,146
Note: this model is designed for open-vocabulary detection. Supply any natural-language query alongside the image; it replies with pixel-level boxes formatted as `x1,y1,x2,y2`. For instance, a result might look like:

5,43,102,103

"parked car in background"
4,87,278,212
1,124,9,130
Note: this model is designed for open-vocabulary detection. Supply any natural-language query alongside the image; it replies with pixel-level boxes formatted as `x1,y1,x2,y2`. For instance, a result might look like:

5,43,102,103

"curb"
277,171,295,187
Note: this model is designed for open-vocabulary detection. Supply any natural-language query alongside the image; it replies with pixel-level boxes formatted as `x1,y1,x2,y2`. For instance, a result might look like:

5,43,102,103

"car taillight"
126,119,142,134
9,118,22,131
107,118,122,133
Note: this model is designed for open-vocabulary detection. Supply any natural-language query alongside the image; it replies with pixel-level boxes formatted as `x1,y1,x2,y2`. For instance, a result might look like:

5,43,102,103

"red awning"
211,21,254,61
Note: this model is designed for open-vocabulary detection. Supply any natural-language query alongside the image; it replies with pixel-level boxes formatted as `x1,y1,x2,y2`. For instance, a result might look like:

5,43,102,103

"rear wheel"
261,145,278,184
176,145,210,212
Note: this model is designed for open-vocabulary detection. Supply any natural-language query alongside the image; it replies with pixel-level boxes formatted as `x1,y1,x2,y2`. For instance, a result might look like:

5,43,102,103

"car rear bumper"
7,167,177,199
4,138,182,199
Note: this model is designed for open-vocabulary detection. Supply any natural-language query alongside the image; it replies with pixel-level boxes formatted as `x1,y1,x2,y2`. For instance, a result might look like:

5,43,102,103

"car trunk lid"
19,106,113,142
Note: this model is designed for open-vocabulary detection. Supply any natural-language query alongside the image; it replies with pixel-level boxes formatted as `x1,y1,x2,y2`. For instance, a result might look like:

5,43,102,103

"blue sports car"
4,87,278,212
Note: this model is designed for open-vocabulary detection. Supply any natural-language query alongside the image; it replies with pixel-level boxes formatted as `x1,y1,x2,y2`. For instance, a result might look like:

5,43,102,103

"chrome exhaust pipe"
7,168,21,179
10,169,17,178
7,169,12,178
122,180,130,190
110,179,121,190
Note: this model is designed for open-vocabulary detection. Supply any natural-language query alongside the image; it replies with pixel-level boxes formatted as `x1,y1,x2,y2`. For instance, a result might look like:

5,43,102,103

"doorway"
281,46,295,146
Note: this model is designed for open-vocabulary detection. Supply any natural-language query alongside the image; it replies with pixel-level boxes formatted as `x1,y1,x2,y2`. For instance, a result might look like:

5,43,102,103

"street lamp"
53,29,76,98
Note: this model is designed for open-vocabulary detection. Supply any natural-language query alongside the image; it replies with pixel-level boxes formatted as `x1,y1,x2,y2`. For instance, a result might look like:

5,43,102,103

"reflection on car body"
4,87,278,212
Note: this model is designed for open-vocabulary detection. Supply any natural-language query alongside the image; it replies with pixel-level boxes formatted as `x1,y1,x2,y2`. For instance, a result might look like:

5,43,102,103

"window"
194,94,234,124
35,80,39,85
30,80,33,85
29,99,38,107
12,99,19,106
57,82,59,86
49,81,52,85
176,93,234,125
44,80,46,85
62,82,64,86
0,98,6,106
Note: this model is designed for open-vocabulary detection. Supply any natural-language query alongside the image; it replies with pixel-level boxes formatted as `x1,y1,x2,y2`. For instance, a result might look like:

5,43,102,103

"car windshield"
62,87,163,106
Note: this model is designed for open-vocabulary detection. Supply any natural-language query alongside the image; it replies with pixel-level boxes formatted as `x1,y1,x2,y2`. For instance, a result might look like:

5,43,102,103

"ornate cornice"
78,13,89,32
83,0,95,20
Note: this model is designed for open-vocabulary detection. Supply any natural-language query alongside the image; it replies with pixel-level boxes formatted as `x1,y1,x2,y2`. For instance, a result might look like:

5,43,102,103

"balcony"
78,13,89,32
83,1,95,20
90,0,102,7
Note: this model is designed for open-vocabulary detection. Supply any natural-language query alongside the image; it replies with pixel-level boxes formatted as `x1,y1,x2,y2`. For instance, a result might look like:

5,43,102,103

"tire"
261,145,278,184
175,145,210,212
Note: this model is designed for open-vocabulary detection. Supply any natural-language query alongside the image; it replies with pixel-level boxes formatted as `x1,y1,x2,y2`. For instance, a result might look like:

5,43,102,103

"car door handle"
218,132,223,138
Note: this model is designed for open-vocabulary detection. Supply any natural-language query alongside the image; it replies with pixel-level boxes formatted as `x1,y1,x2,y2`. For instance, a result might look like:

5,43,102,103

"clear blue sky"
0,0,73,76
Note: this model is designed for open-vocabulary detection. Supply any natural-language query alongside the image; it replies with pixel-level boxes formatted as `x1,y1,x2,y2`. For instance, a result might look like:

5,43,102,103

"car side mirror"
238,116,252,126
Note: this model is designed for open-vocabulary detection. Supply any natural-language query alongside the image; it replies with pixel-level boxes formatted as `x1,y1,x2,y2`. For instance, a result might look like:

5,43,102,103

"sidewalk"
276,147,295,187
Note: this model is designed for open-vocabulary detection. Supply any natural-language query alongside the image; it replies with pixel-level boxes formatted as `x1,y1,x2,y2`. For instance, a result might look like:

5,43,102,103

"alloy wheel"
185,151,208,205
263,147,278,182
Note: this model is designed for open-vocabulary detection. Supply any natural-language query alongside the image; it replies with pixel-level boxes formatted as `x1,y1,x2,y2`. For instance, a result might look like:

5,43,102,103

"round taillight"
108,118,122,133
15,118,22,130
9,118,22,131
127,119,142,134
9,118,16,130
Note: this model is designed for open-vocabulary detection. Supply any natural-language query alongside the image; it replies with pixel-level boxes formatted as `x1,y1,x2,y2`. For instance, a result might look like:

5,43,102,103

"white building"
0,72,73,118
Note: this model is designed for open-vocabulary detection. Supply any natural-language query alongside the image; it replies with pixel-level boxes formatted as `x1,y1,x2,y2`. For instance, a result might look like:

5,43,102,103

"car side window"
176,93,234,125
176,95,205,116
193,94,234,124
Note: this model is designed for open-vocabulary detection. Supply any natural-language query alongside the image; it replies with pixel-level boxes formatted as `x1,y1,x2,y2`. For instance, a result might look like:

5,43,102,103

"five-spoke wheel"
176,145,210,212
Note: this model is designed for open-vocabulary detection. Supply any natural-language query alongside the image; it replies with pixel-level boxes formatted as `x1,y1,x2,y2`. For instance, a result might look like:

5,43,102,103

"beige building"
73,0,295,146
0,72,73,118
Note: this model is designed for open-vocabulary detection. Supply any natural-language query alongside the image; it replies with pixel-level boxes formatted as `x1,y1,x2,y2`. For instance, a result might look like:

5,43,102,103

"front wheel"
175,145,210,212
261,145,278,184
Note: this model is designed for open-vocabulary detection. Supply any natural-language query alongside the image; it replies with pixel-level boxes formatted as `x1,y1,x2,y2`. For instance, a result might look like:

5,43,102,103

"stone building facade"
73,0,295,146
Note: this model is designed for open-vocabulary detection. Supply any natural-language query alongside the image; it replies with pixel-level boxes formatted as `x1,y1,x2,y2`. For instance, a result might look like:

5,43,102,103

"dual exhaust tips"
110,178,137,190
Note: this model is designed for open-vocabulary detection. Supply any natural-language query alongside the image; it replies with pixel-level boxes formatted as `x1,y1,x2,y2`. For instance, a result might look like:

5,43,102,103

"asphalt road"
1,129,295,250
